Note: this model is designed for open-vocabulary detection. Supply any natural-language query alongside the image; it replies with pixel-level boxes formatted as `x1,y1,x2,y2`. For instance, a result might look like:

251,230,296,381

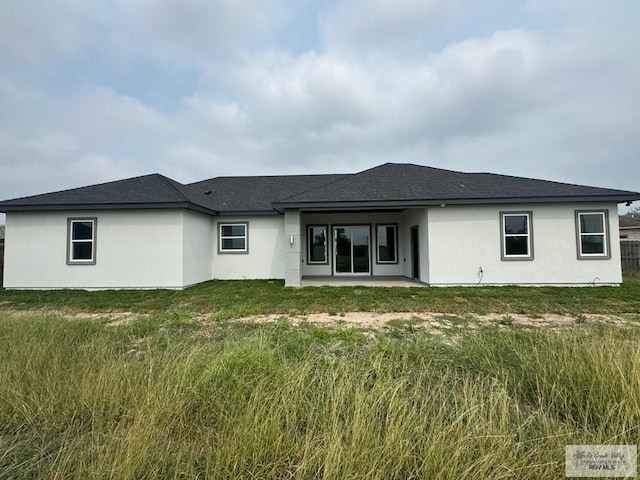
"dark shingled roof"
186,174,346,213
0,174,217,214
1,163,639,214
273,163,640,207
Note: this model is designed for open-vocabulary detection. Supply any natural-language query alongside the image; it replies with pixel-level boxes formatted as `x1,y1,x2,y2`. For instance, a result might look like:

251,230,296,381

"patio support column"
284,209,302,287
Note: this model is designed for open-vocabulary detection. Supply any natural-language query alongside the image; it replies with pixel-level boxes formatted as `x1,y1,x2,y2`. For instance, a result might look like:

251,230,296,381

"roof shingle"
0,174,215,213
1,163,639,214
274,163,640,207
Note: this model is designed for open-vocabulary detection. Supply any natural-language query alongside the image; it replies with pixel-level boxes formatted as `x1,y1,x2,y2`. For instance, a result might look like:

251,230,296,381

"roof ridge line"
187,172,349,186
273,172,357,203
157,175,220,214
0,173,164,204
271,163,427,204
155,174,192,203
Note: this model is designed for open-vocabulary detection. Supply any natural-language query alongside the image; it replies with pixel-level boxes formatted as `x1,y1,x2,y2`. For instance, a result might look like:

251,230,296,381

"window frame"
376,223,398,264
307,225,329,264
575,210,611,260
218,222,249,254
67,217,97,265
500,211,534,261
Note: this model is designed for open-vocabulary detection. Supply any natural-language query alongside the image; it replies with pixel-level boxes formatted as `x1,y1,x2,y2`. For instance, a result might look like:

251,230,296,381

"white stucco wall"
212,215,285,280
427,203,622,286
182,211,213,286
399,208,430,283
4,210,191,289
284,210,302,286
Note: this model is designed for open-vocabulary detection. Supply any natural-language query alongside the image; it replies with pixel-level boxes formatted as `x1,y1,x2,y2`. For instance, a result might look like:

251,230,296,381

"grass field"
1,277,639,479
1,273,640,317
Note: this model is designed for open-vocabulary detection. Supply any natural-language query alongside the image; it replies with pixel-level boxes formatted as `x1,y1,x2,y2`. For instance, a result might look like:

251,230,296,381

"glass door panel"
352,226,370,273
333,226,370,275
335,227,351,273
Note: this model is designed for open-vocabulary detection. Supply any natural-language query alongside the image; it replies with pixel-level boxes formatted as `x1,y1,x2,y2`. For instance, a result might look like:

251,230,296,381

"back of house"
0,225,5,287
1,163,639,289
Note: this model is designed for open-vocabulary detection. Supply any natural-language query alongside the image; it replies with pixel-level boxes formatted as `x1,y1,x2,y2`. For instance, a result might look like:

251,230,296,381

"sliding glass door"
334,226,370,275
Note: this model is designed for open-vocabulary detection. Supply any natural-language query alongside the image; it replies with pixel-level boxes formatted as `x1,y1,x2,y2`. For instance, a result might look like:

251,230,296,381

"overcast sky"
1,0,639,221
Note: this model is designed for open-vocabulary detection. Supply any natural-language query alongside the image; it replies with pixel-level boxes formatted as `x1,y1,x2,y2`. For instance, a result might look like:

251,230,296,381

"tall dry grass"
0,314,638,479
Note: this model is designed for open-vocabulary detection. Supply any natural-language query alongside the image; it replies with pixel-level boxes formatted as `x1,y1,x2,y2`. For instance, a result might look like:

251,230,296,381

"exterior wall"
301,211,406,277
399,208,430,283
3,202,624,289
182,210,213,286
284,210,302,286
0,239,4,287
212,215,285,280
427,203,622,286
4,210,188,289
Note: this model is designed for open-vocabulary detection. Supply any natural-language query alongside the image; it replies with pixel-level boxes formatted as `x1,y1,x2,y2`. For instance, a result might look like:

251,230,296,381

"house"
0,163,639,290
619,214,640,240
0,225,4,287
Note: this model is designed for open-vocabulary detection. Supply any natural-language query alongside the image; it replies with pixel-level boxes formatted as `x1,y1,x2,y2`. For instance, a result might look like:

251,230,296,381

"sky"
1,0,639,223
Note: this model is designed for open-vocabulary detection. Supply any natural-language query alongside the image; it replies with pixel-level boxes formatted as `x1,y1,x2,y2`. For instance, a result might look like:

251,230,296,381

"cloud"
0,0,639,226
0,134,122,200
107,0,286,68
320,0,473,55
0,0,98,67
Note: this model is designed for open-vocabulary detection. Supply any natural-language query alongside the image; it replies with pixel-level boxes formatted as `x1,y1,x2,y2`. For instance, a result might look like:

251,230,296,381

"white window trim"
576,210,610,259
500,212,533,261
67,217,97,265
376,224,398,264
307,225,328,264
218,222,248,254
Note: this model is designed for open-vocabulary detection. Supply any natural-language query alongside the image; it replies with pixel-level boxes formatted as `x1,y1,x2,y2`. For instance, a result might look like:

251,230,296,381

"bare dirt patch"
0,309,148,325
218,311,640,332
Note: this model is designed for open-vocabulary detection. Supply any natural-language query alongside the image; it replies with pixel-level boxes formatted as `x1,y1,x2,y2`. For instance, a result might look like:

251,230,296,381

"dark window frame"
307,225,329,264
67,217,97,265
500,211,534,261
575,210,611,260
375,223,398,264
218,222,249,254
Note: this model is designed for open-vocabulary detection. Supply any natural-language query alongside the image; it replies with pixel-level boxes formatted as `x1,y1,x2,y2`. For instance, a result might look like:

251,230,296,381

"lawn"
1,273,640,317
0,277,639,479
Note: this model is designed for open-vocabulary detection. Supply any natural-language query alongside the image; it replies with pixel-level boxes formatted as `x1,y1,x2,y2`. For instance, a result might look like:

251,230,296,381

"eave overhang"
272,194,640,212
0,202,219,216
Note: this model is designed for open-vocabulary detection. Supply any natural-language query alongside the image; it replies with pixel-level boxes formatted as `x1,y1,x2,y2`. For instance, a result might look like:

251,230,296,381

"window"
68,218,97,264
576,211,610,259
500,212,533,260
219,223,248,253
376,224,397,263
307,225,328,264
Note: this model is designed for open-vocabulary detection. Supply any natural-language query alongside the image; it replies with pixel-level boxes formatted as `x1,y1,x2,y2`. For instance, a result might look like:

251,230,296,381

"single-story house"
619,214,640,240
1,163,639,289
0,225,5,287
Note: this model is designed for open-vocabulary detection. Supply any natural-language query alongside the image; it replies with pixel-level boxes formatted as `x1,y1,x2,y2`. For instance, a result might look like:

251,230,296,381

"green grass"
1,277,640,478
1,313,639,479
1,274,640,316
